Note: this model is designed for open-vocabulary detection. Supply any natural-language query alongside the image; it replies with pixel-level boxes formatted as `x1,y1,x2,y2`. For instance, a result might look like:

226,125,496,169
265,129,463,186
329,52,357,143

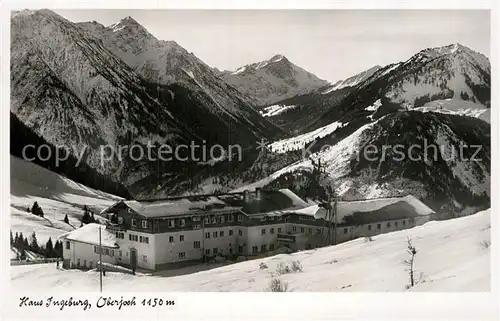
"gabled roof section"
58,223,118,248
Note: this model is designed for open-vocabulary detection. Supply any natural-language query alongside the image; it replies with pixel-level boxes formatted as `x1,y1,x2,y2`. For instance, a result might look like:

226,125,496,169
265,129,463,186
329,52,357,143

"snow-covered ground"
10,156,121,244
413,99,490,123
268,121,345,154
259,104,297,117
11,209,490,292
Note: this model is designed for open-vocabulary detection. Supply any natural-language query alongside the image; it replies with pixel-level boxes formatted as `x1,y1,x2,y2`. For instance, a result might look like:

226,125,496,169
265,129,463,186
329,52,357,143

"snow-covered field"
10,156,121,244
413,99,490,123
259,104,297,117
10,209,490,292
268,121,345,153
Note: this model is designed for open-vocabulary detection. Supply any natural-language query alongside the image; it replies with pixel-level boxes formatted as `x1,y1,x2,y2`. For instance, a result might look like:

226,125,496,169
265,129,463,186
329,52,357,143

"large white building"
60,189,435,271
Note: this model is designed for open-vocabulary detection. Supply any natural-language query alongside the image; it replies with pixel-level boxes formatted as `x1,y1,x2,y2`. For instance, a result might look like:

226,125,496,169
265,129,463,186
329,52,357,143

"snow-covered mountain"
10,10,282,193
323,65,382,94
236,111,490,214
219,55,329,106
76,16,277,131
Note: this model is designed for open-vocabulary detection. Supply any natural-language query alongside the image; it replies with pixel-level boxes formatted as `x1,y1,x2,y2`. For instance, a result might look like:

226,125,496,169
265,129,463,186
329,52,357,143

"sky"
54,10,490,82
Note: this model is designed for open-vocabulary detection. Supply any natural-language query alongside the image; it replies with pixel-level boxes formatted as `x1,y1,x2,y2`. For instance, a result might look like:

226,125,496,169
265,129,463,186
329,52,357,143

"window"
229,248,233,254
194,241,201,249
204,217,210,225
237,214,243,222
180,219,186,227
261,229,266,235
118,250,122,257
228,214,234,222
277,216,283,221
131,219,137,227
205,249,210,255
205,232,210,239
395,221,398,227
168,220,175,228
169,236,174,243
229,230,233,236
77,259,80,266
292,226,297,232
134,235,138,242
306,244,311,250
129,234,133,241
377,224,381,230
238,246,243,253
143,255,147,262
238,229,243,236
180,235,185,242
387,222,391,228
252,246,258,254
193,216,201,221
211,217,217,224
316,229,321,235
89,261,93,268
213,248,218,254
141,220,148,228
278,227,282,233
261,245,266,252
94,246,97,253
403,220,406,226
300,227,305,233
344,228,348,235
118,217,124,224
144,237,149,244
213,231,218,238
269,244,275,251
178,252,186,259
220,216,225,223
368,225,372,230
193,224,201,229
308,228,312,234
270,228,275,234
105,248,110,255
83,260,87,267
110,250,114,257
220,231,224,237
140,236,143,242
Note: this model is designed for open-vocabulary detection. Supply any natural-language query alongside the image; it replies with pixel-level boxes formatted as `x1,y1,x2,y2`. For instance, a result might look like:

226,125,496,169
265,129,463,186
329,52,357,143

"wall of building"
115,230,156,270
62,240,116,269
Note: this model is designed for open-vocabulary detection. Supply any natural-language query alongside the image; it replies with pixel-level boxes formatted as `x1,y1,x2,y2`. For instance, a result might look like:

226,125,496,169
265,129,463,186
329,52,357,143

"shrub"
268,278,289,292
480,240,491,249
290,260,303,273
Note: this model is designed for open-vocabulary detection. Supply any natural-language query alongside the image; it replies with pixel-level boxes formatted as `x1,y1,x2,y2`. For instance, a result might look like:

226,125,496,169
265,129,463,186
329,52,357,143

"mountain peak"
107,15,150,36
269,54,286,62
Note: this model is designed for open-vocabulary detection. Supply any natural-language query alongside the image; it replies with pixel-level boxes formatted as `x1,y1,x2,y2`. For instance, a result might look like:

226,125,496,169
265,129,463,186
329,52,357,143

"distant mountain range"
218,54,329,106
10,9,491,214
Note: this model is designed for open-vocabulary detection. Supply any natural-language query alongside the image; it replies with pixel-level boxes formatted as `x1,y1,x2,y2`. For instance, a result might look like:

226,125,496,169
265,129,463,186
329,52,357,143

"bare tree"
404,237,418,288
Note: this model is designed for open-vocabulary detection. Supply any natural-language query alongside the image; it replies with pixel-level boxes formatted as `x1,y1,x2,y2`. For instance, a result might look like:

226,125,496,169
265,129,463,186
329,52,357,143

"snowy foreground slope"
11,209,490,292
10,156,121,244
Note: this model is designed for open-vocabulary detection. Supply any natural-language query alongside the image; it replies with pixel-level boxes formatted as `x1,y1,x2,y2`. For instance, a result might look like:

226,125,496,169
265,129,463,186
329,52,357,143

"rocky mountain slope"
76,16,279,137
10,10,283,194
219,54,329,106
322,65,381,94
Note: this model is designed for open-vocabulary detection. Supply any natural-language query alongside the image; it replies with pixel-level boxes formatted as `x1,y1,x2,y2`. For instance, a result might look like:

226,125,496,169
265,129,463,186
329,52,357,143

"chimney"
243,190,250,203
255,188,262,201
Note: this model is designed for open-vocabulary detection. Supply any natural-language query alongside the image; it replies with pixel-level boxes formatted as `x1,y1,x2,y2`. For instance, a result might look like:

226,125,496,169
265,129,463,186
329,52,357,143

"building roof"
301,195,434,223
58,223,119,248
109,188,308,218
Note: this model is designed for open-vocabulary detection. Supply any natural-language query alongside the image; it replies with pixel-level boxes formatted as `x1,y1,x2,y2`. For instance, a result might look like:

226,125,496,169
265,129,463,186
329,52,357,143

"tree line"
10,230,63,260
